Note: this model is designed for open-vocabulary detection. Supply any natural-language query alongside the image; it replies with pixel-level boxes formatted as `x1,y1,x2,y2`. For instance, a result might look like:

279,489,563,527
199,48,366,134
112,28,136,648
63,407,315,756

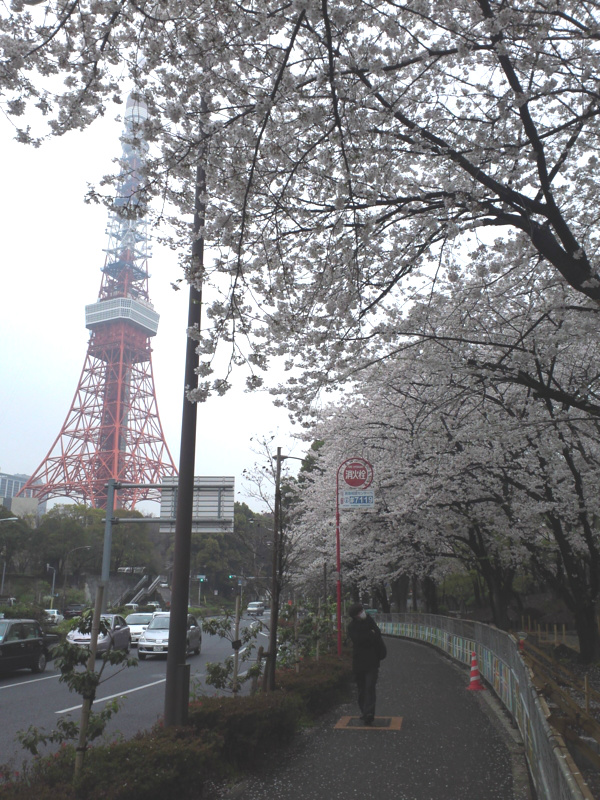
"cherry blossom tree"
291,258,600,659
7,0,600,657
3,1,600,406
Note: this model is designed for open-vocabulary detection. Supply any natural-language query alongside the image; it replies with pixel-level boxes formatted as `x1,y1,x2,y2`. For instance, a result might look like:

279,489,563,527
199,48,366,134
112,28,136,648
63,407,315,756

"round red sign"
342,458,373,489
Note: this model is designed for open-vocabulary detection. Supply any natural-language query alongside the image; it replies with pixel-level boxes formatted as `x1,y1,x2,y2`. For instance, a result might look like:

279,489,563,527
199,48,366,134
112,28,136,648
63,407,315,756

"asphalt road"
0,615,265,768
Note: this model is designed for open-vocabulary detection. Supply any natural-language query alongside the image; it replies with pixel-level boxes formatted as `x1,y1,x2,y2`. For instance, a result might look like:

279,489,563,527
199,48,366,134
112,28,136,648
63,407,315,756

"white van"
246,601,265,616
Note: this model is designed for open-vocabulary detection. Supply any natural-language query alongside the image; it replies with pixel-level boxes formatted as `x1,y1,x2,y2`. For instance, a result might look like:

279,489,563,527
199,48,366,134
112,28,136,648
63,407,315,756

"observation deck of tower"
19,96,177,509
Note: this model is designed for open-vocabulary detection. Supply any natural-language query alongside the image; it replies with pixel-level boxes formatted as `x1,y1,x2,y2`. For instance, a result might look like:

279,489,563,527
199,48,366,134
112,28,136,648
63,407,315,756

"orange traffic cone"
467,651,485,691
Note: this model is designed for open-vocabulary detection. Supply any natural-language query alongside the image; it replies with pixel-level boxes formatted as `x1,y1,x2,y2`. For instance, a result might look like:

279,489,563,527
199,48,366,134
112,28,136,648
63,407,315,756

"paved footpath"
212,637,532,800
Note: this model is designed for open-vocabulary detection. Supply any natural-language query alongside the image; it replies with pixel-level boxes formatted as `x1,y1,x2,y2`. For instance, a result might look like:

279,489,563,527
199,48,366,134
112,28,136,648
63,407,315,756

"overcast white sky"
0,108,304,514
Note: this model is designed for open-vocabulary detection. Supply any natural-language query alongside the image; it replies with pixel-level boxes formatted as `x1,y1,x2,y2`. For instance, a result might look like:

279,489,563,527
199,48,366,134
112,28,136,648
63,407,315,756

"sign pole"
335,458,374,657
335,463,343,657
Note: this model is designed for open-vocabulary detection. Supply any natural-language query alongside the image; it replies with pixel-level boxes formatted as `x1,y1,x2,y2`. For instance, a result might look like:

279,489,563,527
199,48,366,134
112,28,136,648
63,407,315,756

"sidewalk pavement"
213,636,532,800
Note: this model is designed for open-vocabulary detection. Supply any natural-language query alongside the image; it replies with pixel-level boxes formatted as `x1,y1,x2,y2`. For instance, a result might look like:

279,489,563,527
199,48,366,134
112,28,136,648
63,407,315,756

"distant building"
8,496,42,518
1,472,33,500
0,472,46,516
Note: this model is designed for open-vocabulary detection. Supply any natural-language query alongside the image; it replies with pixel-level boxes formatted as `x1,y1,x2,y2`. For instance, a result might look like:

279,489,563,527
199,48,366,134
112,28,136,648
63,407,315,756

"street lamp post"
46,564,57,609
267,449,304,691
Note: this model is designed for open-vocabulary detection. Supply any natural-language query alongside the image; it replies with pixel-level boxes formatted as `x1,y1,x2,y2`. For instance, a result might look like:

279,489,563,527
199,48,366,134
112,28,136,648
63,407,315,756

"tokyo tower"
19,96,177,509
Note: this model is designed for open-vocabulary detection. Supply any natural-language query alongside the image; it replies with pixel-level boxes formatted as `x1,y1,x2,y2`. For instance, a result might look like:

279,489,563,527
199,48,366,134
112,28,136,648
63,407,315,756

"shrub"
76,728,225,800
187,692,302,770
275,653,352,716
0,745,77,800
1,729,224,800
2,603,46,623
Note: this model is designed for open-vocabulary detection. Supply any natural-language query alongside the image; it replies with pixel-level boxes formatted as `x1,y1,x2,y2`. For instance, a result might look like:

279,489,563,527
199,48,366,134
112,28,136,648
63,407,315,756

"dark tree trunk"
422,577,439,614
391,575,410,612
487,579,514,630
573,602,600,663
373,583,391,613
470,571,484,609
411,575,419,611
459,525,515,629
527,511,600,664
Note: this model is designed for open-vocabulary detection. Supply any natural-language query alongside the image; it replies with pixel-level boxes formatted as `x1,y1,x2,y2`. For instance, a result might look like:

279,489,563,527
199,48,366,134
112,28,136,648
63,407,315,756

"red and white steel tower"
19,97,177,509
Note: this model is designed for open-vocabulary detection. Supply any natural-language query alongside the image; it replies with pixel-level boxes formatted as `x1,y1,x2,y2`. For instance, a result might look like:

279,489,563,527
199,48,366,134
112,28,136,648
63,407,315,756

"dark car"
0,619,51,674
64,603,87,619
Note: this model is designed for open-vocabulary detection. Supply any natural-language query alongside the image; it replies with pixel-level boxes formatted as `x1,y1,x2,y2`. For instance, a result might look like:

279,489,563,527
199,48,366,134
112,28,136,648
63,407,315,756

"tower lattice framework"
20,97,177,509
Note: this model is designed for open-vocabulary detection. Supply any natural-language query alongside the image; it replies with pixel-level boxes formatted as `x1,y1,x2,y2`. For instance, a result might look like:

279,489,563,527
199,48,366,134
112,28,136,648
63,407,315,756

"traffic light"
228,574,235,579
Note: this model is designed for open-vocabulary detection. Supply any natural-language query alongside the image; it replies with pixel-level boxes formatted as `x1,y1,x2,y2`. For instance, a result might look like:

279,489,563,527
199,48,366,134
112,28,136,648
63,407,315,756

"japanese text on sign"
342,458,373,489
340,489,375,511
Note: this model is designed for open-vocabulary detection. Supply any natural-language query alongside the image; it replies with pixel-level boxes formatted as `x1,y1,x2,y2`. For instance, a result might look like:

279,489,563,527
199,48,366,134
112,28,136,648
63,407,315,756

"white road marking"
55,673,210,714
0,673,62,689
56,678,167,714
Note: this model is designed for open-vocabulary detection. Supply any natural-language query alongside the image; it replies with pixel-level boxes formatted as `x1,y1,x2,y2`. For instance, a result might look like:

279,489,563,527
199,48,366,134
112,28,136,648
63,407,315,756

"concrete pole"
233,595,241,694
164,130,206,727
267,448,283,691
74,583,104,779
100,479,117,612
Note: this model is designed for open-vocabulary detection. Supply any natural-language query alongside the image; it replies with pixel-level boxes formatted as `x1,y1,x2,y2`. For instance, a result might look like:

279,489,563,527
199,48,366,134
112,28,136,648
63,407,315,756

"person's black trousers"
355,667,378,720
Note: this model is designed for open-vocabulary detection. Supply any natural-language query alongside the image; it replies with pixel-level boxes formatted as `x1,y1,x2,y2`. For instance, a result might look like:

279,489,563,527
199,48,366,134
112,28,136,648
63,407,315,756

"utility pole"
164,108,207,727
100,479,118,612
265,449,304,690
267,448,283,691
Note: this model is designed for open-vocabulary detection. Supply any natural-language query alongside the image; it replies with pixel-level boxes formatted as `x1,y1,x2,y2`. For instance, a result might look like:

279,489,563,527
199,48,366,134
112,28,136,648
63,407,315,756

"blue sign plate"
340,489,375,511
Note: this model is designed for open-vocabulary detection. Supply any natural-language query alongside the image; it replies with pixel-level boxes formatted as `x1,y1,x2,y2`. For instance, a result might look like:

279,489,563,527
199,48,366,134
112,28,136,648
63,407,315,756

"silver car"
66,614,131,654
138,613,201,660
45,609,64,625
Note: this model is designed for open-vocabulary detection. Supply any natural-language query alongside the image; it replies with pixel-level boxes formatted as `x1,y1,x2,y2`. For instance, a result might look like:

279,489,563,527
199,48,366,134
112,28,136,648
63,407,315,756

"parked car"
246,602,265,616
137,612,201,660
66,614,131,654
0,619,53,674
63,603,87,619
45,609,64,625
125,612,155,646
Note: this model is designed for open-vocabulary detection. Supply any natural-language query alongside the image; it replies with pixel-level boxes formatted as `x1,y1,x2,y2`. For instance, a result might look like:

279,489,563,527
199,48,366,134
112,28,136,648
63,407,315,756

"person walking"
347,603,386,725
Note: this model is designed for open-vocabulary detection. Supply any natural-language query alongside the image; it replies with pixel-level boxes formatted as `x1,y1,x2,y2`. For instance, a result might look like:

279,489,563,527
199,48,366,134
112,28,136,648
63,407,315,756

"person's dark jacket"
347,614,384,673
